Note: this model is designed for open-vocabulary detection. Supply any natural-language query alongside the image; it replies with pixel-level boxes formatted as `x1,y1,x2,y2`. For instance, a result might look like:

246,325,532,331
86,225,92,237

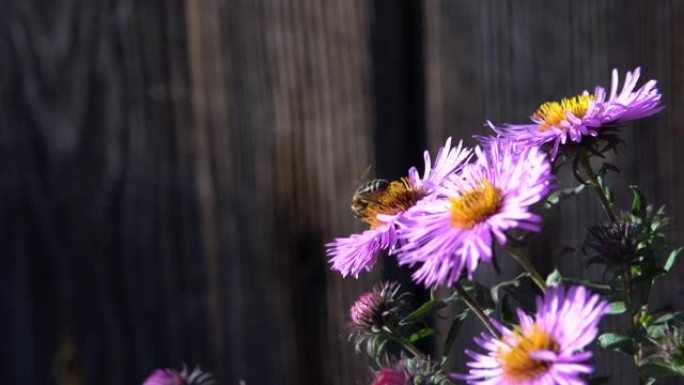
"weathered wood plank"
3,1,684,384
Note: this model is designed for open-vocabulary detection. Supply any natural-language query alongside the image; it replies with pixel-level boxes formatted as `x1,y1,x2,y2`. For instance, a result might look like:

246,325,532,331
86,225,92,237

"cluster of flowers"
139,68,677,385
328,67,662,288
352,282,608,385
328,67,669,385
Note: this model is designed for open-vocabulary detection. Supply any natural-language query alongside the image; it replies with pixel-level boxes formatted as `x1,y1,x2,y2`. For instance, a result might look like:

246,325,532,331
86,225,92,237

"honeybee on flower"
326,137,471,278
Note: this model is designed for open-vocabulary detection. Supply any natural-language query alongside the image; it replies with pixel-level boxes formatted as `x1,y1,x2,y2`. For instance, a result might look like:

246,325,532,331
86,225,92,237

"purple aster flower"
327,138,471,278
491,67,664,159
457,285,609,385
328,223,397,280
143,366,216,385
396,140,553,287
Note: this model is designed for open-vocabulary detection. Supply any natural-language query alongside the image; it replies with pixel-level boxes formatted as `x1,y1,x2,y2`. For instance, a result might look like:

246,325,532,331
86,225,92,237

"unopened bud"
350,282,404,333
371,368,411,385
584,221,643,265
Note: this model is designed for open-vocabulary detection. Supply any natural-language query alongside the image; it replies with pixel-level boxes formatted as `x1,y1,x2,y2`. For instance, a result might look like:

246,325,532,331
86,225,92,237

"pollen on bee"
449,178,503,229
533,93,595,132
361,177,427,228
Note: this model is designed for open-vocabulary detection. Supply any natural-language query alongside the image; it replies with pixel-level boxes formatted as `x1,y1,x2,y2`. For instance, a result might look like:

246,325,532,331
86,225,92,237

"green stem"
580,153,645,382
505,245,547,291
580,154,618,223
621,271,632,315
453,283,500,338
622,270,647,384
389,330,425,359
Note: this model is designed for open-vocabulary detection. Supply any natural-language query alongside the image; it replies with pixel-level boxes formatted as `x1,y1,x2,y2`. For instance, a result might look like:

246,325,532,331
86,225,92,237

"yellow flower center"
449,179,503,229
497,324,560,383
533,94,595,132
363,177,427,228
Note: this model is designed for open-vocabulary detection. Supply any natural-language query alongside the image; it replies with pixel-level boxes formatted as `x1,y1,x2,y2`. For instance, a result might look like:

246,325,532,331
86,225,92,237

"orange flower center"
362,177,426,228
497,324,560,383
449,179,503,229
533,94,595,132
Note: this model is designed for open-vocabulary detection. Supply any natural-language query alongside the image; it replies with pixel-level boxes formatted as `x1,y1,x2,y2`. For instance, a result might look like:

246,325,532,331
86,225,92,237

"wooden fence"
1,1,682,384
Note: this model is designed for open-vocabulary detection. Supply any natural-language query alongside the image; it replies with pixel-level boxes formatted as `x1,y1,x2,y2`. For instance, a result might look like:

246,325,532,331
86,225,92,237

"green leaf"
545,269,562,285
559,277,616,296
630,185,646,218
640,359,680,378
399,300,446,325
598,333,637,355
374,338,389,366
664,247,683,272
544,184,586,209
652,311,684,325
647,324,668,339
442,309,470,358
409,327,436,342
607,301,626,315
646,312,684,339
598,176,614,204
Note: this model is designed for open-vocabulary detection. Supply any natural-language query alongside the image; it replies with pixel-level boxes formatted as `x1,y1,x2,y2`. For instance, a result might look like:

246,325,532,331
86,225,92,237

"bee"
351,179,390,219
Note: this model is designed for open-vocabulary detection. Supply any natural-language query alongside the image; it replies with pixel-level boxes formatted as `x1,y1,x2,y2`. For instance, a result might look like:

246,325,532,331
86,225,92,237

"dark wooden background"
1,1,683,384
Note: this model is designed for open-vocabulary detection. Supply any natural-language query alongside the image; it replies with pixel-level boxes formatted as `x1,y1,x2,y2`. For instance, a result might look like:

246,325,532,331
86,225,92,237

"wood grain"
1,1,683,384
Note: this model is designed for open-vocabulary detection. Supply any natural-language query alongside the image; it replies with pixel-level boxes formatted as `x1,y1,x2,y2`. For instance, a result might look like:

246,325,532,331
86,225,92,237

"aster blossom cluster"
328,138,553,288
329,67,684,385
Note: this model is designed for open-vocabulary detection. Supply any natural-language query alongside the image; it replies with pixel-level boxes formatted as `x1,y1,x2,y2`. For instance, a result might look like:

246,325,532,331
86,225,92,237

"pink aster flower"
327,138,471,278
457,285,609,385
371,368,411,385
397,139,553,287
491,67,664,159
143,366,216,385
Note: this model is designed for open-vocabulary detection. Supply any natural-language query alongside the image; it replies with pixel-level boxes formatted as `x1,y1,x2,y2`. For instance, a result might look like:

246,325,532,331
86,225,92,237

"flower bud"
350,282,404,333
351,291,385,330
371,369,410,385
584,220,644,265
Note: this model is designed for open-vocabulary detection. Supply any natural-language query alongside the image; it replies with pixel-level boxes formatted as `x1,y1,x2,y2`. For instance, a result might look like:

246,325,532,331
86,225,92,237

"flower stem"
389,330,425,359
622,269,647,381
453,283,500,338
580,154,618,223
505,245,547,291
621,271,633,314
